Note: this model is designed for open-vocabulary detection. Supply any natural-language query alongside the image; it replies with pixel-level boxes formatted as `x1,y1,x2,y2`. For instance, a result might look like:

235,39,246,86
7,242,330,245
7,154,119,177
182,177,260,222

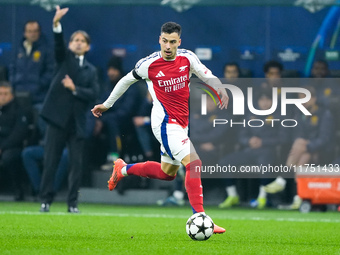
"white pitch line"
0,211,340,223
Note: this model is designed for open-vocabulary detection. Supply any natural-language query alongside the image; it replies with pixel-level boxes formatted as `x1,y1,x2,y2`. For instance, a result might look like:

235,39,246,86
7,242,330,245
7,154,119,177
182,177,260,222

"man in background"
10,20,54,106
39,6,99,213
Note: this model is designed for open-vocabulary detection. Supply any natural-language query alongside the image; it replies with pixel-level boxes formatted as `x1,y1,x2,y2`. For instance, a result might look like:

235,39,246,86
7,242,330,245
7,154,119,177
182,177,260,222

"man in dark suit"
39,6,99,213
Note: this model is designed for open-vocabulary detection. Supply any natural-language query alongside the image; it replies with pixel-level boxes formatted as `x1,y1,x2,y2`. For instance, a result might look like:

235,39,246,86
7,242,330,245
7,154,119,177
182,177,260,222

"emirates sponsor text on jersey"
157,74,188,87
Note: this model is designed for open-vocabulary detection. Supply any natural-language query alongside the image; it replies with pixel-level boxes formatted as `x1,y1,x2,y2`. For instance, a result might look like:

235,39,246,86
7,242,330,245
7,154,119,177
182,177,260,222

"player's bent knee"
161,161,180,177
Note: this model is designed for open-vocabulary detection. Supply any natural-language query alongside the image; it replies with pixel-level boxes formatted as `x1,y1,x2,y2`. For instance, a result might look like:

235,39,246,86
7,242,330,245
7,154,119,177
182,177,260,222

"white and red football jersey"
133,49,218,128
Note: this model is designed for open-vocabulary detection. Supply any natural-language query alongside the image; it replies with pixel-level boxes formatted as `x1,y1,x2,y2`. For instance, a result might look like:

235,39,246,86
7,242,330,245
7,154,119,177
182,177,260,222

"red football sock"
126,161,175,180
185,159,204,213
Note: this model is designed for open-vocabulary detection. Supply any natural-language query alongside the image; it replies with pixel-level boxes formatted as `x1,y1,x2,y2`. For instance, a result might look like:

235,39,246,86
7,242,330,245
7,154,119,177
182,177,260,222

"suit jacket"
41,31,99,138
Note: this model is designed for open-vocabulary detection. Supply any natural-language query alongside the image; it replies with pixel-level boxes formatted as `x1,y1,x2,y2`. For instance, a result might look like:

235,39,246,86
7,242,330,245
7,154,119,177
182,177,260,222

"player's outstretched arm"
91,104,109,118
91,70,140,118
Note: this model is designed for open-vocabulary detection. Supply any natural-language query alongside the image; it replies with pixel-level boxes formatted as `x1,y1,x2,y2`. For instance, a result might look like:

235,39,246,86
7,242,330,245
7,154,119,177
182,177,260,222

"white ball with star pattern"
186,213,214,241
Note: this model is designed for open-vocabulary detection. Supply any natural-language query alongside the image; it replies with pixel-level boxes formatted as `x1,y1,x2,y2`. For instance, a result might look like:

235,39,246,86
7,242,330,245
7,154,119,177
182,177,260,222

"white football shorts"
152,123,196,166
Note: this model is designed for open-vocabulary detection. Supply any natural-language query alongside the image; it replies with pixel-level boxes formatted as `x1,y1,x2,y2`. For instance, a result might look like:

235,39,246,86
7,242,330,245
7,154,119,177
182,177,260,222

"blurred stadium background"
1,0,340,77
1,0,340,208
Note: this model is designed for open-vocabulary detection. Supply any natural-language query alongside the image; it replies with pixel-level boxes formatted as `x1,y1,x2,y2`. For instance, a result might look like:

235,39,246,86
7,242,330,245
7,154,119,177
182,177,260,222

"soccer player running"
92,22,229,233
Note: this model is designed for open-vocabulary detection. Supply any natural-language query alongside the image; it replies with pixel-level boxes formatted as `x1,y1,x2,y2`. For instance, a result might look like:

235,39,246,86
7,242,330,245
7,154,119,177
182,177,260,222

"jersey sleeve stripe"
178,49,201,64
135,52,160,69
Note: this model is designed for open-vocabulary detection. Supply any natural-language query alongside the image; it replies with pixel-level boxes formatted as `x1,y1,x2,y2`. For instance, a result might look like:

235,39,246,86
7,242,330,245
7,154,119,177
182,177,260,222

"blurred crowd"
0,20,339,211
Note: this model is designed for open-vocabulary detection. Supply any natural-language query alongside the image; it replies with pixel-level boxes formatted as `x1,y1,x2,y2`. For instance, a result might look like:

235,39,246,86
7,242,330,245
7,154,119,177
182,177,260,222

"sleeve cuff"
132,69,142,80
53,23,62,33
103,101,111,109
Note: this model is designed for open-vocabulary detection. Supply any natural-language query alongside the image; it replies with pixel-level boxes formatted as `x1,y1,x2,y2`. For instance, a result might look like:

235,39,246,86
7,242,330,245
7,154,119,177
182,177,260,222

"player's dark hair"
263,60,283,73
24,20,41,32
70,30,91,45
161,22,181,36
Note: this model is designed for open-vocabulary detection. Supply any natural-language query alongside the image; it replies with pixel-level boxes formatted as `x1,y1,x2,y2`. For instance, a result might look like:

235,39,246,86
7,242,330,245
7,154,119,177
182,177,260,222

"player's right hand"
91,104,109,118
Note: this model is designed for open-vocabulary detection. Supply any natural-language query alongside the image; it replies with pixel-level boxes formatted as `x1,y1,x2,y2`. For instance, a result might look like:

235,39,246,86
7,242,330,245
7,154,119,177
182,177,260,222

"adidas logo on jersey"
155,71,165,77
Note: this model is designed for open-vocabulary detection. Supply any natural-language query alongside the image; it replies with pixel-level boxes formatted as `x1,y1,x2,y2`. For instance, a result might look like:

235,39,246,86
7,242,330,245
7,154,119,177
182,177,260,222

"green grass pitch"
0,201,340,255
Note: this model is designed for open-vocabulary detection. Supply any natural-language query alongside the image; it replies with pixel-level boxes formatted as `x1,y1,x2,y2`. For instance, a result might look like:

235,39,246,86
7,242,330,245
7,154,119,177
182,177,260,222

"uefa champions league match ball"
186,212,214,241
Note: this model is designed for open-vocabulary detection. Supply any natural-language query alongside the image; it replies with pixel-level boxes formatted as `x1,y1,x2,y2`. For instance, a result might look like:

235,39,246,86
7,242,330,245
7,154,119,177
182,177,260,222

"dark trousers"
22,145,68,193
0,148,24,196
40,123,84,207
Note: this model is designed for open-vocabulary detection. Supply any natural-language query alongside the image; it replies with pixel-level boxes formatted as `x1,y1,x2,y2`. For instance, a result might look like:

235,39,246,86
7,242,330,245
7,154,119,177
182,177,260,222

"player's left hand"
217,88,229,109
91,104,109,118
